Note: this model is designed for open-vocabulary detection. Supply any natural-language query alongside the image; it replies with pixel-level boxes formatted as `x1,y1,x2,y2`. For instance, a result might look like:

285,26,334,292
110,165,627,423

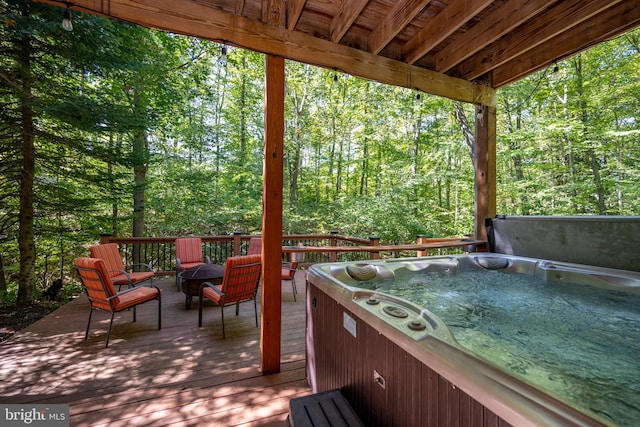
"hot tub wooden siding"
307,283,512,427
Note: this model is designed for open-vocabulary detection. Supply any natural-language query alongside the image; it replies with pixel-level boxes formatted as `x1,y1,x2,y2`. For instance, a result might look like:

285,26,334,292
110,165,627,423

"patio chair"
198,254,262,338
175,237,211,291
89,243,155,289
247,236,262,255
281,261,299,301
74,257,161,348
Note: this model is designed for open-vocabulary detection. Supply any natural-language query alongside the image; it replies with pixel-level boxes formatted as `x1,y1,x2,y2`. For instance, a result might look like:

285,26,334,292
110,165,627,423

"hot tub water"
357,268,640,426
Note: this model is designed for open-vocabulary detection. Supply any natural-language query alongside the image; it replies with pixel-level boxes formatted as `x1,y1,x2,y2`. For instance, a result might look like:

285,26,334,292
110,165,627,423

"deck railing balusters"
95,233,484,276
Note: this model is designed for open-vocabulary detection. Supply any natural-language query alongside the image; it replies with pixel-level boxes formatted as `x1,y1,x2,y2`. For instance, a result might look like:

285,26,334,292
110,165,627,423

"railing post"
233,231,242,257
99,233,113,244
416,235,427,257
330,231,338,262
369,236,380,260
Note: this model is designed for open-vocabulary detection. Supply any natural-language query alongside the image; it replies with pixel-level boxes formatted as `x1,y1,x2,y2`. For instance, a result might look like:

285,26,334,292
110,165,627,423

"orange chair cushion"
113,286,160,311
281,267,294,280
281,262,297,280
75,257,119,310
247,237,261,255
202,285,224,305
75,257,159,312
178,261,205,272
221,254,261,301
111,271,155,287
176,238,204,265
89,244,126,278
201,254,261,306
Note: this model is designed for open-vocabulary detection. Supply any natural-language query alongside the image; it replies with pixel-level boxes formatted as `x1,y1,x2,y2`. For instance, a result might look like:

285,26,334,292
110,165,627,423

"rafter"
330,0,369,43
35,0,639,93
491,0,640,87
262,0,285,28
287,0,307,30
434,0,557,73
235,0,245,16
40,0,493,105
368,0,431,55
452,0,622,81
402,0,494,65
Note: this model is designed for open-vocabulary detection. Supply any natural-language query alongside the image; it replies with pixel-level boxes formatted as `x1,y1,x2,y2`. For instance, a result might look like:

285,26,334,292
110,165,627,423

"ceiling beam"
402,0,494,65
452,0,622,81
434,0,557,73
262,0,285,27
235,0,245,16
368,0,432,55
491,1,640,87
38,0,495,106
330,0,369,43
286,0,306,30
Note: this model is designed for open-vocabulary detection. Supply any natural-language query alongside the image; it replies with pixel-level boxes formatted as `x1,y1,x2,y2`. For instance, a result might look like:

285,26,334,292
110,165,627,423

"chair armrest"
282,262,297,273
199,281,224,297
126,262,154,273
110,269,134,286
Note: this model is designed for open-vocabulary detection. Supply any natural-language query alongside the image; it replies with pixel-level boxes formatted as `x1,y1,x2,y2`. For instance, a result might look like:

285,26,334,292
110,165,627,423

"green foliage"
496,35,640,216
1,2,638,302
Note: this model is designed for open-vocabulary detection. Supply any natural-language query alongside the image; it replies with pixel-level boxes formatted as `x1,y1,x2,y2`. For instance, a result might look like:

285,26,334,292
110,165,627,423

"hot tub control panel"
352,292,442,341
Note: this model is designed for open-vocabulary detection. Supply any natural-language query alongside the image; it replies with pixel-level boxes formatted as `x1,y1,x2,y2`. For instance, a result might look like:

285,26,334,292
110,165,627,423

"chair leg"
85,307,94,340
235,301,240,316
157,292,162,330
221,305,226,339
253,299,258,327
133,305,137,322
198,292,204,327
292,277,297,302
176,261,182,291
105,312,116,348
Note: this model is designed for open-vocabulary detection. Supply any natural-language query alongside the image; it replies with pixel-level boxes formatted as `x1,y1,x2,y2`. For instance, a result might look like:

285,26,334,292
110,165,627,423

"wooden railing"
98,232,487,276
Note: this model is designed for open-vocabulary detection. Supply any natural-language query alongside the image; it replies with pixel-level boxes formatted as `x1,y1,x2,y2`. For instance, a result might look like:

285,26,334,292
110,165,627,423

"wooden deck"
0,273,311,426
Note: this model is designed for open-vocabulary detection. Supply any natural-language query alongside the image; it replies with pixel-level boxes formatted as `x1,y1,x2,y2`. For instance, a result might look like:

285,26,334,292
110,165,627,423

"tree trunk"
239,55,247,163
289,142,301,205
335,136,343,194
453,101,475,166
289,71,308,205
574,55,606,214
359,137,368,196
502,98,528,213
0,255,6,292
17,23,36,307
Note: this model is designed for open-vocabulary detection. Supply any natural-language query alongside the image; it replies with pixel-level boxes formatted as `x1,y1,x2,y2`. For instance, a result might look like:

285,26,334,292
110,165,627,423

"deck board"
0,272,311,426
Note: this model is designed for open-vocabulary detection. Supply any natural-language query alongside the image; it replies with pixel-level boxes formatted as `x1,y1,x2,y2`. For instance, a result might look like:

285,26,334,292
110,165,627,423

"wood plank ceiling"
228,0,640,88
43,0,640,104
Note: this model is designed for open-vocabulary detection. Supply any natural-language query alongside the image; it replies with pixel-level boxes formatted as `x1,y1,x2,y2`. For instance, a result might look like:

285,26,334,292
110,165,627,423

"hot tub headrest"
346,264,378,281
475,256,510,270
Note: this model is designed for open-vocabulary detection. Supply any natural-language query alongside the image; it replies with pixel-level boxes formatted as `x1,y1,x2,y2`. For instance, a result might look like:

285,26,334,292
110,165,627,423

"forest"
1,0,639,307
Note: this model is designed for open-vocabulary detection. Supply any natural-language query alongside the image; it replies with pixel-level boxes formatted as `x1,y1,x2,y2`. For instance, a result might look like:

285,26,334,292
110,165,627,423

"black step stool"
287,389,364,427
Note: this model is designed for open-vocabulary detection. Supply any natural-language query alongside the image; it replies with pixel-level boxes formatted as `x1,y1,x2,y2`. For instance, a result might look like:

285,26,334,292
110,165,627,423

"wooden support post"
474,104,496,241
416,235,427,257
260,54,284,375
368,236,380,260
329,231,338,262
233,231,242,256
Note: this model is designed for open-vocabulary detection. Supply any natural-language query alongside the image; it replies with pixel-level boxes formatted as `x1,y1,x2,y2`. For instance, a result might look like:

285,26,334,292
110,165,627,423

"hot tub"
305,253,640,427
